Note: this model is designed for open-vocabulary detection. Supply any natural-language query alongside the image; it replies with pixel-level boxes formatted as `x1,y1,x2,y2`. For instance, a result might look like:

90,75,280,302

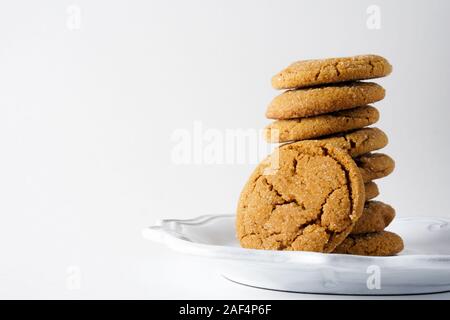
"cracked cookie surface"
272,54,392,90
236,141,364,252
265,106,379,143
356,153,395,182
266,82,385,120
317,127,388,158
351,201,395,234
334,231,403,256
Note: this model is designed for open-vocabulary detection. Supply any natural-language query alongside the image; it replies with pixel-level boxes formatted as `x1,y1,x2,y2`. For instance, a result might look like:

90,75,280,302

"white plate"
143,215,450,295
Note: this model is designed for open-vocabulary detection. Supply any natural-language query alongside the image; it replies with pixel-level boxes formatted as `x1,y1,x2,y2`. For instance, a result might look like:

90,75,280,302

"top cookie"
272,54,392,90
236,140,365,253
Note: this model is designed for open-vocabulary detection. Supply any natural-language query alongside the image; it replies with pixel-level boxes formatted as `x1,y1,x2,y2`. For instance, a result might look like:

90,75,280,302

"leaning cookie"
266,82,385,120
272,54,392,90
334,231,404,256
318,128,388,158
236,141,365,253
364,182,379,201
351,201,395,234
265,106,379,143
356,153,395,182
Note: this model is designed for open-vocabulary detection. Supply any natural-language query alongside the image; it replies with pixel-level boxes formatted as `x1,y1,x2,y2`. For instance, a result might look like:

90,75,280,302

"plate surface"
143,215,450,295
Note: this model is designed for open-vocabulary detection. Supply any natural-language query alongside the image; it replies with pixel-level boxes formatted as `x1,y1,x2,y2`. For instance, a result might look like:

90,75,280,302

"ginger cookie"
356,153,395,182
318,127,388,158
272,54,392,90
236,141,365,253
364,181,379,201
266,82,385,120
334,231,404,256
264,106,379,143
351,201,395,234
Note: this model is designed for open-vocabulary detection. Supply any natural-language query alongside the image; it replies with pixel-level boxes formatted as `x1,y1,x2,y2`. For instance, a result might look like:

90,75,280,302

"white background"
1,0,450,299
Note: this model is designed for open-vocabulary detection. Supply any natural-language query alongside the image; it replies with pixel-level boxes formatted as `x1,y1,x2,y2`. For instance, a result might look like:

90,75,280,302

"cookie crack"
264,178,291,202
321,149,357,251
368,60,375,74
343,132,370,149
343,235,381,256
314,185,341,228
314,66,323,81
244,147,359,252
287,185,338,249
333,62,341,77
314,62,342,81
286,154,351,250
288,228,306,248
267,180,306,211
335,160,355,220
292,158,298,175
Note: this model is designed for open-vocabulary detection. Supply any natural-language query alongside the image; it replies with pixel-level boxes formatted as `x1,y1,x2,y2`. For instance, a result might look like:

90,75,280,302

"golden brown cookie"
264,106,379,143
236,141,365,253
351,201,395,234
334,231,404,256
272,54,392,90
318,127,388,158
266,82,385,120
364,182,379,201
356,153,395,182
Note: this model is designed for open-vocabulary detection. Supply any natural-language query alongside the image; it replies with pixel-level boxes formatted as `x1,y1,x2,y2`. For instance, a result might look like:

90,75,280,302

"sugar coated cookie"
318,128,388,158
264,106,379,143
272,54,392,89
266,82,385,120
364,181,379,201
356,153,395,182
236,141,364,252
351,201,395,235
334,231,403,256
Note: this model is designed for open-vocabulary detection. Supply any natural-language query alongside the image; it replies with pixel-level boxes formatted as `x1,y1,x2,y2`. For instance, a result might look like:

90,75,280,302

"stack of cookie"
236,55,403,256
